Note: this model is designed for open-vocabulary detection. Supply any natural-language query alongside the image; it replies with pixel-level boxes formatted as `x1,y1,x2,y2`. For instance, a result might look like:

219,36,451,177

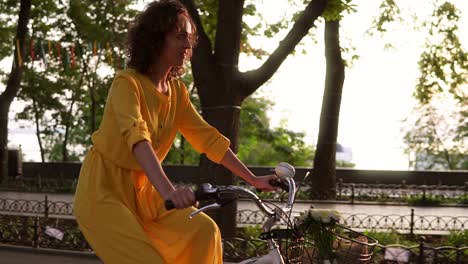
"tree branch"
240,0,326,99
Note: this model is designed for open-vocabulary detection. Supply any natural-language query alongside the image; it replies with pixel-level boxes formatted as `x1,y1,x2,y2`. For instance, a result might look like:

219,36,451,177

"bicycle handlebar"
164,177,296,219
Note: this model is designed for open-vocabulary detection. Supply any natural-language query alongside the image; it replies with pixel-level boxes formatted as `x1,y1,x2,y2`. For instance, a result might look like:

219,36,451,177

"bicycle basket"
280,224,378,264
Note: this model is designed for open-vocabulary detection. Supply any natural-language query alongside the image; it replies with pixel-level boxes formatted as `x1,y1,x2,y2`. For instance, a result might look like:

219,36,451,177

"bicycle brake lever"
189,202,222,219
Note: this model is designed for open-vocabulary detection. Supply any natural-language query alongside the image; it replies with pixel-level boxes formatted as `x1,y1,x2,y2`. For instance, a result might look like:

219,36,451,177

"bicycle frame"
188,177,297,264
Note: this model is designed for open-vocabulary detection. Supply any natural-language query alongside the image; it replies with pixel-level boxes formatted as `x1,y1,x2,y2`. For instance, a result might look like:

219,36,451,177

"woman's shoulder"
112,68,147,90
115,68,139,80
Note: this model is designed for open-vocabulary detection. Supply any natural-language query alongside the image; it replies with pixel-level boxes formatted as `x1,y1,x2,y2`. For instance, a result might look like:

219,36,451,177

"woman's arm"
220,148,277,192
133,140,195,208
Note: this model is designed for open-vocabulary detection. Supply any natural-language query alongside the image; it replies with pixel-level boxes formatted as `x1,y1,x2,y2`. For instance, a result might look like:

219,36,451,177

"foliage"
237,96,315,166
1,0,138,161
414,2,467,104
404,194,442,206
2,0,328,164
0,0,21,58
445,230,468,247
297,209,341,259
322,0,357,22
403,102,467,170
458,194,468,205
404,1,467,170
363,230,414,246
367,1,467,170
164,92,316,166
366,0,402,36
238,224,263,239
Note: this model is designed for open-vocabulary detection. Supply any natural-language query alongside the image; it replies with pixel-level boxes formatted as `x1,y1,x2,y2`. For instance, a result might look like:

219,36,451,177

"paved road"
0,245,237,264
0,245,102,264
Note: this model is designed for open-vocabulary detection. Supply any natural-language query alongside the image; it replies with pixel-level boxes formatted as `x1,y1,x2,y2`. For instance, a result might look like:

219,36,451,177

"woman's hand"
250,174,278,192
167,186,197,209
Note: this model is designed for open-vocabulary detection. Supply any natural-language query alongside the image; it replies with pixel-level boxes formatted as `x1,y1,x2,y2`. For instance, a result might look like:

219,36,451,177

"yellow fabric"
74,69,230,264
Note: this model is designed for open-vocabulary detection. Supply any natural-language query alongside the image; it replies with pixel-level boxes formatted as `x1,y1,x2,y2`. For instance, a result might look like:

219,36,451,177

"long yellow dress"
74,69,230,264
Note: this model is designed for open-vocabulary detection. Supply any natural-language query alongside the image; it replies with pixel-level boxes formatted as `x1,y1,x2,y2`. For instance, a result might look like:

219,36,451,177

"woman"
73,1,277,263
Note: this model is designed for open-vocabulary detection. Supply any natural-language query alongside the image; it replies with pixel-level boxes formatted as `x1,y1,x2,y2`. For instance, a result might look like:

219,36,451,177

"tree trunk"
311,20,345,199
182,0,327,236
198,103,241,238
32,98,45,162
0,0,31,182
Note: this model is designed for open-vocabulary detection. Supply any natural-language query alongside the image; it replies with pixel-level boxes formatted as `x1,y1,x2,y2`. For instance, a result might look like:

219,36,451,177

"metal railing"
1,214,467,263
335,180,468,203
1,196,467,234
236,209,468,235
0,215,90,251
2,175,468,204
222,237,468,263
0,197,74,218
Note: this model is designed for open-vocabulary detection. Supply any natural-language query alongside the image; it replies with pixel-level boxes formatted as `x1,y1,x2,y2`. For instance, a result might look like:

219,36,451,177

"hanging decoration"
16,39,23,66
14,37,126,70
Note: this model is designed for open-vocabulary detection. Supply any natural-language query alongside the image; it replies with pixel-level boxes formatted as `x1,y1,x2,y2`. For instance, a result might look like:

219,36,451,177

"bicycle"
166,163,378,264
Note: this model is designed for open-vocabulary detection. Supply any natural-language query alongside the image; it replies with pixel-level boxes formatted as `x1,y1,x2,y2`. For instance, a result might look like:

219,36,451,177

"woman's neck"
147,65,170,94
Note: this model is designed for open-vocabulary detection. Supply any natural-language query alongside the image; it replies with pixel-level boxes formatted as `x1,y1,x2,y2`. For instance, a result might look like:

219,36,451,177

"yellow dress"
74,69,230,264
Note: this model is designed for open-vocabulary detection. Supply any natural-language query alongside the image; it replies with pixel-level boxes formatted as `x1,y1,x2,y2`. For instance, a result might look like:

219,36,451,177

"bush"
404,194,442,206
363,230,414,246
445,230,468,247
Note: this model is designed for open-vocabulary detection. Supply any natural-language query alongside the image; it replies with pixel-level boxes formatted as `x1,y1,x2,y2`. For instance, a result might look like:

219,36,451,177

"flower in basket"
296,208,341,262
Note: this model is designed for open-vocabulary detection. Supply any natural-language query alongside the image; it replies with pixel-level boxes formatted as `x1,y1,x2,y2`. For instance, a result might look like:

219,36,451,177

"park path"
1,191,467,264
1,191,467,218
0,244,101,264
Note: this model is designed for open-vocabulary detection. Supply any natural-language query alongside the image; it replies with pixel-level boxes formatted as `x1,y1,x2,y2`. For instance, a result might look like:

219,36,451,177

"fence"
1,214,467,263
0,197,73,218
335,180,468,204
222,237,468,263
1,196,467,235
10,163,468,186
237,209,468,235
0,215,90,251
2,177,468,204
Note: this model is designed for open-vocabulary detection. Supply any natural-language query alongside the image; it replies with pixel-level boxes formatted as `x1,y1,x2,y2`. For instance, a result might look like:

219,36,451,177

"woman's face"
160,13,193,67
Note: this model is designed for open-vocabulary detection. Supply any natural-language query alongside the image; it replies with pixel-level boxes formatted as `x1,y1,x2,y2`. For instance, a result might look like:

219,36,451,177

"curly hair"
126,0,197,77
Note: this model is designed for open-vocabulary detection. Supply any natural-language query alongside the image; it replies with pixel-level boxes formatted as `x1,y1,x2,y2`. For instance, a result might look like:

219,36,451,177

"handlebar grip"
269,178,289,192
256,178,290,192
165,188,202,210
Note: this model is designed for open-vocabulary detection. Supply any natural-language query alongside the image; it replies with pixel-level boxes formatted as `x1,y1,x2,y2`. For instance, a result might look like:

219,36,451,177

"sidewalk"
0,244,238,263
0,244,102,264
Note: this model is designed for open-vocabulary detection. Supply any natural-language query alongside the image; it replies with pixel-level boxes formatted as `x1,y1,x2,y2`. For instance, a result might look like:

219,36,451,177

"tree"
403,1,467,170
179,0,327,236
0,0,31,182
13,0,137,161
311,0,356,198
164,94,315,167
237,96,315,166
403,101,467,170
370,0,467,170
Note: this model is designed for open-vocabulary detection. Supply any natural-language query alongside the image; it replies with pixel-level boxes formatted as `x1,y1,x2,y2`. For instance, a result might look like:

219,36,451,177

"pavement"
0,244,239,263
0,244,102,264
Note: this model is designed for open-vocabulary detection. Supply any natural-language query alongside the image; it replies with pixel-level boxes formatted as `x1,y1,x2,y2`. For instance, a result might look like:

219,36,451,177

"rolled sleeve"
109,76,152,152
201,132,231,163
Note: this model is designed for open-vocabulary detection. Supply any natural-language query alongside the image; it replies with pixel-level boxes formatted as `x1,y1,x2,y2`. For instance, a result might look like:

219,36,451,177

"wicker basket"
280,224,378,264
